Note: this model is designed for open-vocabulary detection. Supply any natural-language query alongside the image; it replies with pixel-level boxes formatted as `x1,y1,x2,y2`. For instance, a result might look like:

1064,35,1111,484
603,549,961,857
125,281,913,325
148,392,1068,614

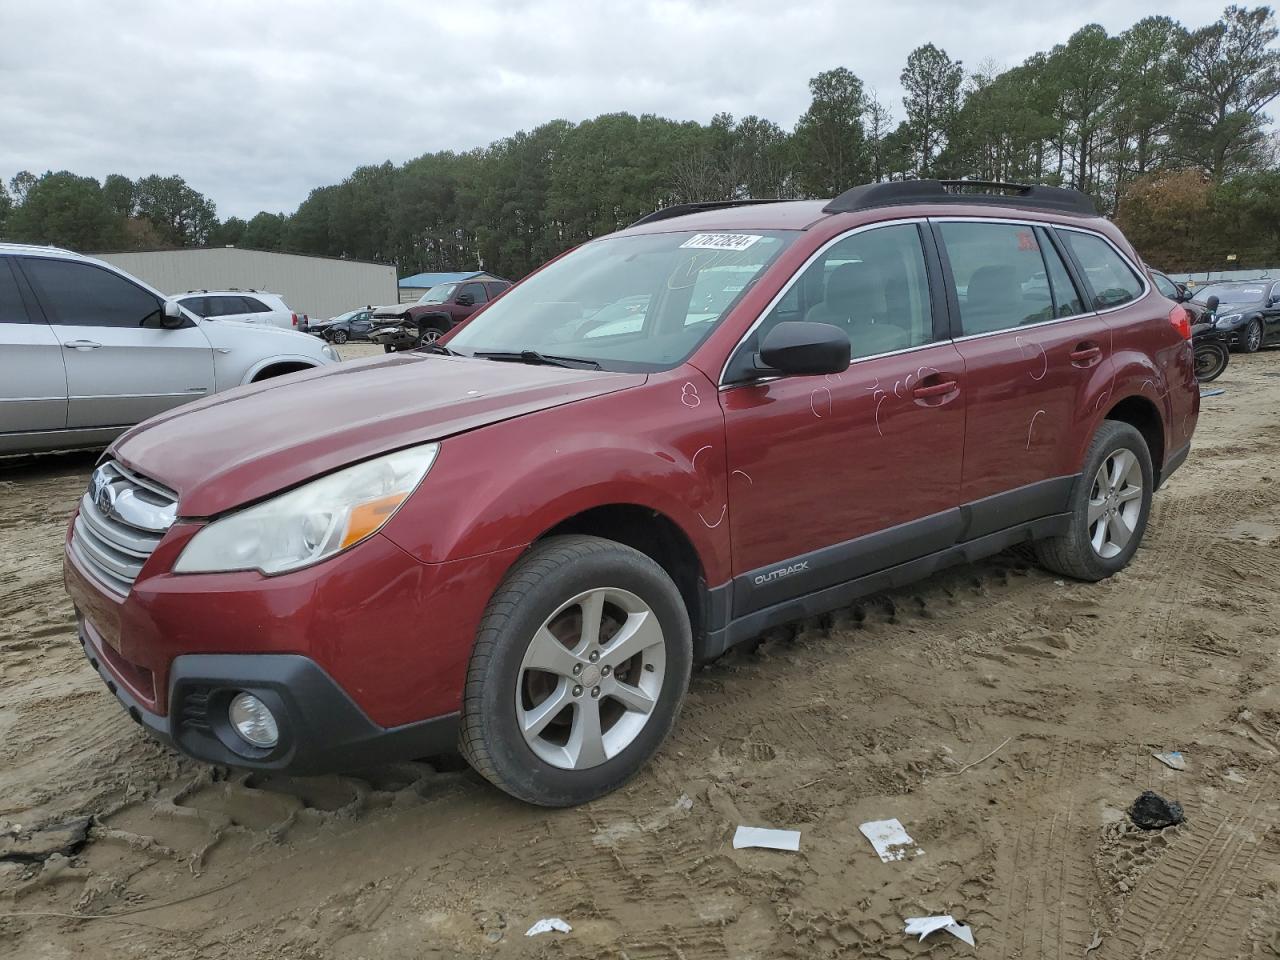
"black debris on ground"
0,817,91,863
1129,790,1185,830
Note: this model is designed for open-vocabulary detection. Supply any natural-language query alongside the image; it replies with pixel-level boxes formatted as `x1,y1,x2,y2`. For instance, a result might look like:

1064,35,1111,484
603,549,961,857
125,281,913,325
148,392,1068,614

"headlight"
174,444,439,575
321,344,339,361
1216,313,1243,328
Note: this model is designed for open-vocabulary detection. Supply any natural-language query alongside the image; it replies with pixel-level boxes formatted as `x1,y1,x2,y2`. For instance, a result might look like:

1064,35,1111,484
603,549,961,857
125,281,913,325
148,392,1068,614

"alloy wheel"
516,587,666,770
1087,448,1144,559
419,328,443,345
1248,321,1262,351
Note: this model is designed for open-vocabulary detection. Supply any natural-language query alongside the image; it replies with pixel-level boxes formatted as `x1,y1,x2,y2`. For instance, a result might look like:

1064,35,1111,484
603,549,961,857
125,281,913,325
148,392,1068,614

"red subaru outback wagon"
65,181,1198,806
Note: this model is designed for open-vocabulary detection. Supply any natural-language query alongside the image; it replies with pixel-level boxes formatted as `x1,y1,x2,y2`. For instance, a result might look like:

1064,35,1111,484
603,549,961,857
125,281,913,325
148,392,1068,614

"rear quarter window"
1059,231,1144,310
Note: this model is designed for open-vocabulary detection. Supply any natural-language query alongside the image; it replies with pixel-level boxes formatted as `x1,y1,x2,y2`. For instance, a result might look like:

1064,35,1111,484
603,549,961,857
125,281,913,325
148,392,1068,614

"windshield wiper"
474,350,601,370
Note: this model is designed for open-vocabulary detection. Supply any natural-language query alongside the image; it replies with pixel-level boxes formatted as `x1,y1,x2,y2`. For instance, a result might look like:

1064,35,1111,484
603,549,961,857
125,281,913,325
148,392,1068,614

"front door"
0,257,68,436
19,257,215,429
721,222,967,616
937,220,1113,527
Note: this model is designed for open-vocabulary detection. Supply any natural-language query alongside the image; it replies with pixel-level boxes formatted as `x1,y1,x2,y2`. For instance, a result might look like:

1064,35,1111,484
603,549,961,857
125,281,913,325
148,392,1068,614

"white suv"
0,244,339,456
173,290,304,329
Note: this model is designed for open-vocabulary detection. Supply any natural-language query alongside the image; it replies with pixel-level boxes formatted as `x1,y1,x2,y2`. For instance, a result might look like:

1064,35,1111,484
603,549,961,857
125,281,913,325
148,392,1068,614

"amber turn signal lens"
340,493,408,549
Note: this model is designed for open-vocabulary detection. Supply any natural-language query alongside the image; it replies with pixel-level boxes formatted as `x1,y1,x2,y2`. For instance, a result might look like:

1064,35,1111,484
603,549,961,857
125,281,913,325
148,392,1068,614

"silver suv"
173,290,302,329
0,244,338,456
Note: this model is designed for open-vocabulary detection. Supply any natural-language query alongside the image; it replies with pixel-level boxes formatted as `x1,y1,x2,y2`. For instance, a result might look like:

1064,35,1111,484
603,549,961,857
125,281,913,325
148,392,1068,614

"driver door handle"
63,340,102,350
912,380,958,399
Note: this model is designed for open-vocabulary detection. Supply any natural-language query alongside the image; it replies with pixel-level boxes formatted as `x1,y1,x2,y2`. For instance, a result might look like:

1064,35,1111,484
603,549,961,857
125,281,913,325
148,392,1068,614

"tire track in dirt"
1099,773,1278,960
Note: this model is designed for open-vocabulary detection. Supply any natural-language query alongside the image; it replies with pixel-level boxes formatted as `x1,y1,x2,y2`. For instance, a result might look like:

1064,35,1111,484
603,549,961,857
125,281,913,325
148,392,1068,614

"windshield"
1193,284,1267,305
417,283,459,305
446,230,796,371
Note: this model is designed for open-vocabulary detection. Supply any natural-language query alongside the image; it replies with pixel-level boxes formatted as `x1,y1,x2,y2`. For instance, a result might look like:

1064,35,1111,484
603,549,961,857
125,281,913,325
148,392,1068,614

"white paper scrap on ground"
859,818,923,862
1152,750,1187,771
525,918,572,936
733,825,801,851
904,916,975,946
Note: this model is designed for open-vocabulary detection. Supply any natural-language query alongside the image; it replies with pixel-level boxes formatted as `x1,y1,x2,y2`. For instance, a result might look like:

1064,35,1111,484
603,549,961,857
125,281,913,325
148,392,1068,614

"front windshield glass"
447,230,796,371
1193,284,1266,305
417,283,459,305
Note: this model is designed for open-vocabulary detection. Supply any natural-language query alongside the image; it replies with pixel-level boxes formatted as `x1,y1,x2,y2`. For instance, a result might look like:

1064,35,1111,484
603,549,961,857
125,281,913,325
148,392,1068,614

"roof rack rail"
823,180,1097,217
630,198,789,227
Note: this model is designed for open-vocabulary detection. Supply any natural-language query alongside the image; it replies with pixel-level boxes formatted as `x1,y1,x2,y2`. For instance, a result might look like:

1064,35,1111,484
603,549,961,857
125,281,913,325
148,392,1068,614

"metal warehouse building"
94,247,398,320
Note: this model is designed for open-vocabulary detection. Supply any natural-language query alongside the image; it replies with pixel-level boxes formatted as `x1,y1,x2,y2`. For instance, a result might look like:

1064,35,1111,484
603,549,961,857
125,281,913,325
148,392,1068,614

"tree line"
2,5,1277,277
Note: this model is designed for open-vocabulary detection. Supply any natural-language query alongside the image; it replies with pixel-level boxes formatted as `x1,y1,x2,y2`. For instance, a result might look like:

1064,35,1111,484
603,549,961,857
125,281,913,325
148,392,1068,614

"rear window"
939,222,1062,335
1059,231,1144,309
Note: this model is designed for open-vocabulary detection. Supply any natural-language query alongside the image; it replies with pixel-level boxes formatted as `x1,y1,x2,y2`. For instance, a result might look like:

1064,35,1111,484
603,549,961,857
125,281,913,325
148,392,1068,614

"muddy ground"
1,348,1278,959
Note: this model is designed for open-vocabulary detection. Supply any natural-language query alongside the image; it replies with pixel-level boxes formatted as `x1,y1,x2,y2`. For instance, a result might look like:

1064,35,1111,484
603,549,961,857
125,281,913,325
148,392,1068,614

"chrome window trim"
718,217,934,386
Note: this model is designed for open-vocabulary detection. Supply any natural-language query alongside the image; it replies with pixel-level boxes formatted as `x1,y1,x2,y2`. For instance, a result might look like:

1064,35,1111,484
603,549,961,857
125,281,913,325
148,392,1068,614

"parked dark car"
1189,279,1280,352
64,179,1197,807
371,278,512,346
324,310,377,344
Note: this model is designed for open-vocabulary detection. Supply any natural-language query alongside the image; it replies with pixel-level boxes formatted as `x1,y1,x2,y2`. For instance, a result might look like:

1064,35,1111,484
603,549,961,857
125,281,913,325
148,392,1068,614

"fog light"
228,692,279,748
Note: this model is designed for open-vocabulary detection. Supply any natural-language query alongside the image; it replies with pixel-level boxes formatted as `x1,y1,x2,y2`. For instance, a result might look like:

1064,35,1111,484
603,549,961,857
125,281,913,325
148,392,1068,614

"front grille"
71,460,177,595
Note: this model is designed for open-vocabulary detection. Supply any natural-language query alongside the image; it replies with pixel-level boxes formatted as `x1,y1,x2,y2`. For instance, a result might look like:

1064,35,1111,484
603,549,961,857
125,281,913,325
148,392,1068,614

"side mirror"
456,293,474,307
757,321,851,377
160,300,186,329
1206,295,1220,312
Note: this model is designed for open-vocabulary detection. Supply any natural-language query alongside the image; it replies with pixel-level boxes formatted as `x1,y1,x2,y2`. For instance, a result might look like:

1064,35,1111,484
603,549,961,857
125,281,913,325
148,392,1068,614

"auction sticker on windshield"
680,233,762,251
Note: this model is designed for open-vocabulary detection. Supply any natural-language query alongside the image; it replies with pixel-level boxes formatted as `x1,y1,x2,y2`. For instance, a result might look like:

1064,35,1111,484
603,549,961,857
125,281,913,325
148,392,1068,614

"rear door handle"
63,340,102,350
912,380,958,399
1070,342,1102,365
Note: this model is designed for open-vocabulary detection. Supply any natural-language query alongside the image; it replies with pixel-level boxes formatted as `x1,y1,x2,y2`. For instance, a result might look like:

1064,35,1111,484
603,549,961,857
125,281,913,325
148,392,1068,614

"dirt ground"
2,348,1278,960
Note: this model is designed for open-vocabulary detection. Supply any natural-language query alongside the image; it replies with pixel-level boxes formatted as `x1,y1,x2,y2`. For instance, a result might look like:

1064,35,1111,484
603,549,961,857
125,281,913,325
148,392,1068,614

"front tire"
330,329,349,345
1242,319,1263,353
1034,420,1153,582
460,535,693,807
418,323,448,346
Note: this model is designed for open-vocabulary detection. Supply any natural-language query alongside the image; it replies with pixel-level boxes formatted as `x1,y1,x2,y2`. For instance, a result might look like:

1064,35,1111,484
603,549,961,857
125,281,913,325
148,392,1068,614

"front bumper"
78,618,458,773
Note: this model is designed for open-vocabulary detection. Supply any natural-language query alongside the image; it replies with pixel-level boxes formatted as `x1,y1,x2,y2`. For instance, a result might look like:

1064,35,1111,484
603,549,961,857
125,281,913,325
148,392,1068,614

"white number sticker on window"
680,234,762,251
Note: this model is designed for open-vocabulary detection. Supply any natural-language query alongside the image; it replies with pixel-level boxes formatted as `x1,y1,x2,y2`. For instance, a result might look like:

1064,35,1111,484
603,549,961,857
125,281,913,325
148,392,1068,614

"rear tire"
1193,342,1229,382
1034,420,1153,582
460,535,692,807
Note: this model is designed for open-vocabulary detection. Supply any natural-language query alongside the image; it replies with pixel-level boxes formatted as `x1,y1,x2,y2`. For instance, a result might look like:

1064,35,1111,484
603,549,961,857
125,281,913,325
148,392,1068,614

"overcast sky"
3,0,1222,219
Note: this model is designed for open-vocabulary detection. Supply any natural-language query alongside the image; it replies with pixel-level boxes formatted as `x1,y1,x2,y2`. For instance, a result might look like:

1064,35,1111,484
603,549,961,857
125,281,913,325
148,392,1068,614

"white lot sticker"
680,233,762,251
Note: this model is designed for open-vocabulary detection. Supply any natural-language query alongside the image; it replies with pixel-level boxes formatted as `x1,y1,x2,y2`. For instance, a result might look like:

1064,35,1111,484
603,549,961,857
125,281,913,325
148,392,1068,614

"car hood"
111,353,646,516
199,318,326,348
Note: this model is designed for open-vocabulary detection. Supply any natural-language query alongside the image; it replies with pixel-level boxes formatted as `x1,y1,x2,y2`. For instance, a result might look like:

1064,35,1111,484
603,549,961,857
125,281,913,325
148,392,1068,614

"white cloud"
0,0,1226,218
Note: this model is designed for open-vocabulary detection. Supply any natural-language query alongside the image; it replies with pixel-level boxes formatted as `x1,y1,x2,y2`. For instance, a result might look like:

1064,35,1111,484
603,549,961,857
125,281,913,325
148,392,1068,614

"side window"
23,258,163,328
1038,230,1085,318
485,281,511,298
240,296,270,313
0,260,32,323
179,296,209,317
939,221,1058,335
1151,272,1179,300
1058,231,1144,310
460,282,488,304
757,222,936,360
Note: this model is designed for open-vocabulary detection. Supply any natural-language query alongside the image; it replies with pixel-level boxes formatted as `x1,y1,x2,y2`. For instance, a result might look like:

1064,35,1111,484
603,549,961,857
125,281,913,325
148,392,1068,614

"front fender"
381,368,733,585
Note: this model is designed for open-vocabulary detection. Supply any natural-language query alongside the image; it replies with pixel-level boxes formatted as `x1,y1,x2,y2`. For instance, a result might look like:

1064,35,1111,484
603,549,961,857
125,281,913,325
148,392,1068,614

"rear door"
936,219,1111,528
720,220,967,614
0,256,68,436
19,257,215,429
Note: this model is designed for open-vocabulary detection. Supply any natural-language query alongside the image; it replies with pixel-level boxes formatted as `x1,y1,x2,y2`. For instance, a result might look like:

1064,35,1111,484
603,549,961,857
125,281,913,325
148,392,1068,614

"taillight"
1169,305,1191,339
291,313,298,326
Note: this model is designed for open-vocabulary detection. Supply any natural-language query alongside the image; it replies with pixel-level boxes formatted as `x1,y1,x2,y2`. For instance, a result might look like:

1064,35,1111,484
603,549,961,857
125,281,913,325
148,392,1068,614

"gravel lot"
1,349,1278,959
